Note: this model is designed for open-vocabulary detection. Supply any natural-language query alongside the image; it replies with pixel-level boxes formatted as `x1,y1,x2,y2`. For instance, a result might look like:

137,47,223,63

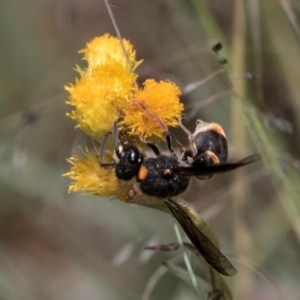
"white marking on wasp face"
113,145,124,163
113,151,120,163
118,145,124,157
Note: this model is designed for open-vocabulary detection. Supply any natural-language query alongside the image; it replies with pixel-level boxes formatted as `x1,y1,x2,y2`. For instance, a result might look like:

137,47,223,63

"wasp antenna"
112,120,122,147
99,132,115,166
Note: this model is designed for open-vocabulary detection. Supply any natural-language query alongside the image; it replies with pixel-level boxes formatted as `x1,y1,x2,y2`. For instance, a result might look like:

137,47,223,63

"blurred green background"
1,0,300,299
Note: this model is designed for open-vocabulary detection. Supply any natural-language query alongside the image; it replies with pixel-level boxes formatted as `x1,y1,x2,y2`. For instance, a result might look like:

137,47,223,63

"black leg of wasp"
138,102,185,157
99,132,115,166
178,118,197,157
165,133,179,159
139,136,160,156
181,149,193,162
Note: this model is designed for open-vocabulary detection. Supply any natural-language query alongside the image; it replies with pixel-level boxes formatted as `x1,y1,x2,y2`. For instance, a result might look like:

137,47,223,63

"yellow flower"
65,61,137,141
65,34,183,142
65,34,141,140
80,34,141,71
63,148,162,205
120,79,184,139
64,148,122,197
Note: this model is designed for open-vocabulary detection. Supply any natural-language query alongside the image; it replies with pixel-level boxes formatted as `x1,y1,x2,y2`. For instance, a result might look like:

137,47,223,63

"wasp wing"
164,198,237,276
173,154,260,176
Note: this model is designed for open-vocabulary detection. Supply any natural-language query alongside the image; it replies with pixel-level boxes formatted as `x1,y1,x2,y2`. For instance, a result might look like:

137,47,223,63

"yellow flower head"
120,79,184,139
64,147,166,207
64,148,125,197
65,35,141,140
65,61,137,140
81,34,141,71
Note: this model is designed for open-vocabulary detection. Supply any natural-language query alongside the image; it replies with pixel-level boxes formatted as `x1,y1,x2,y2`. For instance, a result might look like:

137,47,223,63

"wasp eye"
129,147,140,163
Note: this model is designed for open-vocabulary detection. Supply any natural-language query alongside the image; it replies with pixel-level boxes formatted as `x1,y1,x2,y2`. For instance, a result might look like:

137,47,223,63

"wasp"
99,117,259,276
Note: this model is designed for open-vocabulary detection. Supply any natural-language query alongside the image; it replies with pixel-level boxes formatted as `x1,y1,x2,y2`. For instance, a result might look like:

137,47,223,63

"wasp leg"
138,102,185,157
139,136,160,156
178,118,197,157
